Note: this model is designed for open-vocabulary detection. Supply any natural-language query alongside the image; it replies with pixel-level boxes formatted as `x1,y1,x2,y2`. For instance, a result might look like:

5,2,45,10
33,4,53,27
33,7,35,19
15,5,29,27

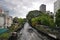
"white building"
0,8,13,29
54,0,60,14
7,16,13,27
54,0,60,22
0,16,4,29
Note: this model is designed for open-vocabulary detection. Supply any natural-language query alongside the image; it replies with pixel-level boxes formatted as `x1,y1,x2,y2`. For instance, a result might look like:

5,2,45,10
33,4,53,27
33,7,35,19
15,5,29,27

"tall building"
54,0,60,22
54,0,60,14
40,4,46,12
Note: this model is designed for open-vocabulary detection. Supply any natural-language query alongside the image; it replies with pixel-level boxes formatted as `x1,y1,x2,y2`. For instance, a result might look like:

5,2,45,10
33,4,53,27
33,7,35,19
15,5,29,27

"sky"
0,0,57,18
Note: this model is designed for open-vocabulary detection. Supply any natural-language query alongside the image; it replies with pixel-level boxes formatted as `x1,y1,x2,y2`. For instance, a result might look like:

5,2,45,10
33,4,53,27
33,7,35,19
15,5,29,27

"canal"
18,22,51,40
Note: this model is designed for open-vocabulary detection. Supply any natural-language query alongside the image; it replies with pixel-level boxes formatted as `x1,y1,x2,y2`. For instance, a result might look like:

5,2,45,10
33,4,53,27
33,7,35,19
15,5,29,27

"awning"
0,28,8,34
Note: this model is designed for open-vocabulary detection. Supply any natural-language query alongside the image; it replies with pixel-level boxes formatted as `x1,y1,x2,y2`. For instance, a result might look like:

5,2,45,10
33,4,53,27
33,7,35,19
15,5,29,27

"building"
40,4,46,13
54,0,60,22
46,11,54,15
0,7,13,29
54,0,60,14
0,16,5,29
7,16,13,27
0,8,5,29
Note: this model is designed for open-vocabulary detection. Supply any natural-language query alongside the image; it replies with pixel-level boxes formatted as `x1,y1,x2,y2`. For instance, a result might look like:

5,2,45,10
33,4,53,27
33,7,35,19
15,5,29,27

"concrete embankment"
30,24,59,40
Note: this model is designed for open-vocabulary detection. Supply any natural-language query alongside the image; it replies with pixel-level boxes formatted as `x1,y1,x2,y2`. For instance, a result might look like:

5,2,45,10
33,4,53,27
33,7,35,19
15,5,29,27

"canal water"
18,22,50,40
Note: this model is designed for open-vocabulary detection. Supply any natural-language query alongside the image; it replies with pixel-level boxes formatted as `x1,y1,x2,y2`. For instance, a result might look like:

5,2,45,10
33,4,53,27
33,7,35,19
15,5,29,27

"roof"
0,28,8,34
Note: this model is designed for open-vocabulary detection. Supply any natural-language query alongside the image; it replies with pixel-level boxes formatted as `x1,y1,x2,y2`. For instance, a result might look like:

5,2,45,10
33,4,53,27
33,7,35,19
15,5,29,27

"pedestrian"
8,32,18,40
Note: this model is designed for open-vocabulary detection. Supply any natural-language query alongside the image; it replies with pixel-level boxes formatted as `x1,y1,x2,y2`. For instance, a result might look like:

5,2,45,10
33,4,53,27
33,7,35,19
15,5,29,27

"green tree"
31,13,55,28
26,10,42,23
13,17,19,23
56,9,60,27
18,18,24,24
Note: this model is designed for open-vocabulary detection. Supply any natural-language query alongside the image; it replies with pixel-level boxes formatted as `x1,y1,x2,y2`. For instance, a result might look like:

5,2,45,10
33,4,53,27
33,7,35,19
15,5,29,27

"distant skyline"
0,0,57,18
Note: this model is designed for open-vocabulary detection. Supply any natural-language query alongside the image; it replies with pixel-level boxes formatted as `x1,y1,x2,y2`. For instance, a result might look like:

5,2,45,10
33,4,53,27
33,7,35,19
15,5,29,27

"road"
18,22,50,40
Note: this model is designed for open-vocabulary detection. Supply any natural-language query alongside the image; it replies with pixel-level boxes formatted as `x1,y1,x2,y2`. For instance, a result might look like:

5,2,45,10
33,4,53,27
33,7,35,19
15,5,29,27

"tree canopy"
31,13,55,28
56,9,60,27
26,10,42,21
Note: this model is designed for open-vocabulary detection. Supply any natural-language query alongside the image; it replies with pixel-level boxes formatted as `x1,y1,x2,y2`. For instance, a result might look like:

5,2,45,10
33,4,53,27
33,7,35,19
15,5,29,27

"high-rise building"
54,0,60,22
54,0,60,14
40,4,46,12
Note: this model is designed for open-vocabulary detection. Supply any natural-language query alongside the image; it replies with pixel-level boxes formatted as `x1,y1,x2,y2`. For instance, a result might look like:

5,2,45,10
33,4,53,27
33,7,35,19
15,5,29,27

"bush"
0,32,10,40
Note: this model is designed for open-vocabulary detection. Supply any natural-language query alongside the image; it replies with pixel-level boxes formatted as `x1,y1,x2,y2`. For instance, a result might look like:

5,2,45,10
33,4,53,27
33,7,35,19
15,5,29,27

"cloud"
0,0,56,18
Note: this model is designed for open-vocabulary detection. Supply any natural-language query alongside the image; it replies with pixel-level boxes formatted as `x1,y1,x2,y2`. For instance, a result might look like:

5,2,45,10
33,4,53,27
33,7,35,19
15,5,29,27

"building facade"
54,0,60,14
0,8,13,29
0,16,5,29
54,0,60,22
7,16,13,27
40,4,46,13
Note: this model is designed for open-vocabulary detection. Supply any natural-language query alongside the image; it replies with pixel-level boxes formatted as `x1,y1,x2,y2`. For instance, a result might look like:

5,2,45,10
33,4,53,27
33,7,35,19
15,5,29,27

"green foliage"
10,17,25,32
56,9,60,27
26,10,42,22
13,17,25,25
0,32,10,40
31,13,55,28
18,18,24,24
13,17,19,23
31,18,38,26
0,17,26,40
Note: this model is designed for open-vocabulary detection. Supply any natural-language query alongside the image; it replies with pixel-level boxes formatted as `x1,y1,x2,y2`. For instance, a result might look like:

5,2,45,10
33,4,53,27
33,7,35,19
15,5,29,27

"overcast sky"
0,0,56,18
